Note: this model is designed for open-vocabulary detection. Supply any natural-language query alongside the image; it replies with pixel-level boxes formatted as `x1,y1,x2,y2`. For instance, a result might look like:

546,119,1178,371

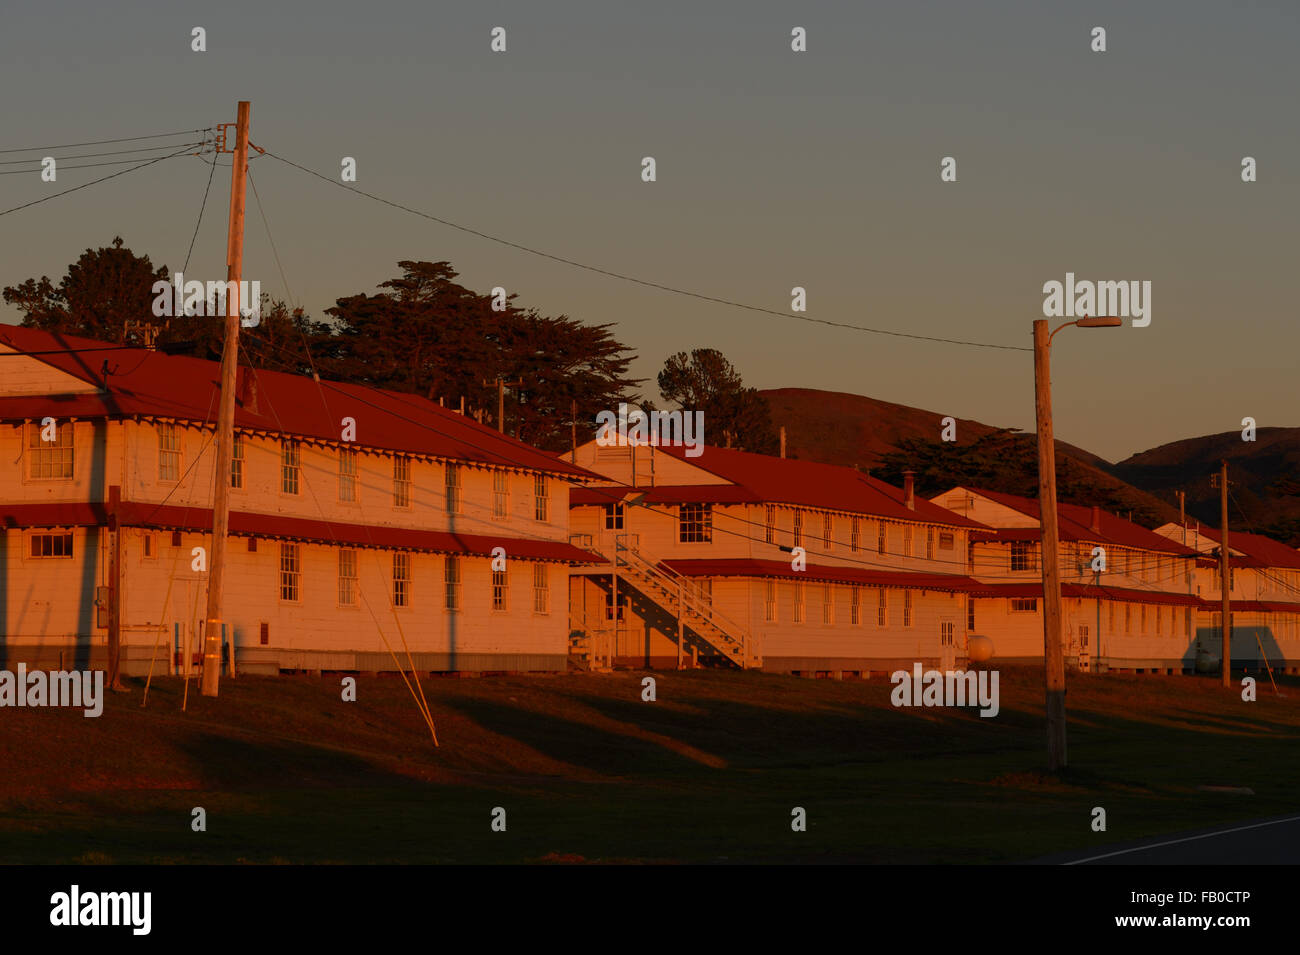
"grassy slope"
1,668,1297,864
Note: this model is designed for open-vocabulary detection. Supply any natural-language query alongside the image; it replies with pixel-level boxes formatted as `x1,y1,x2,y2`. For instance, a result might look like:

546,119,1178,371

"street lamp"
1034,315,1122,771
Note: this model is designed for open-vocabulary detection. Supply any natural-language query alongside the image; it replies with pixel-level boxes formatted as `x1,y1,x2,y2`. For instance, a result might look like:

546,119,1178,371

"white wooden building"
1152,522,1300,674
0,326,599,675
566,440,984,675
933,487,1208,672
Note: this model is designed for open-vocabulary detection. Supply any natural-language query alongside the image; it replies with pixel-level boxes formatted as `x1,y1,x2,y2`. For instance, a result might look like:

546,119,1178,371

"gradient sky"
2,0,1296,463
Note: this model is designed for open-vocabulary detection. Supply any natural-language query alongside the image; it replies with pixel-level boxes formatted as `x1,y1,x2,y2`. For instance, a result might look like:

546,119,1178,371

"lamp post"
1034,316,1121,771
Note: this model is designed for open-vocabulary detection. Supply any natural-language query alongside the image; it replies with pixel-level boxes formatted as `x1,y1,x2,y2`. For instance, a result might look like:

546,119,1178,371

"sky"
1,0,1296,463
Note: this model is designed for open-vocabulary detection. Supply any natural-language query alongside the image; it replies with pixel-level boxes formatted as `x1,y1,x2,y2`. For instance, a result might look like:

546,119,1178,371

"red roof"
649,445,986,529
1193,526,1300,570
962,488,1196,556
570,484,761,506
970,581,1202,607
1,501,599,563
0,502,105,528
0,326,596,480
659,557,980,592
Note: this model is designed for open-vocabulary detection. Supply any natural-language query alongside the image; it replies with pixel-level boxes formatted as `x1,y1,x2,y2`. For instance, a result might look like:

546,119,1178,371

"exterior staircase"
599,534,753,669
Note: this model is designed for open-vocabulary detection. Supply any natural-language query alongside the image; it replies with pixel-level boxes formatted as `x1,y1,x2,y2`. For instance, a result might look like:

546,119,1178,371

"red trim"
1,501,600,563
659,557,980,591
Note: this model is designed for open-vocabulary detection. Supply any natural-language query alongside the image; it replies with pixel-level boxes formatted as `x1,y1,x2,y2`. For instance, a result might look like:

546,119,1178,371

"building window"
903,526,913,557
926,527,934,560
877,588,888,626
534,475,550,522
440,461,458,513
1010,597,1038,613
279,543,300,601
158,422,182,482
142,532,157,559
793,580,805,623
1140,604,1147,633
878,523,887,556
281,441,300,495
967,595,975,632
29,532,74,558
604,503,625,530
903,590,913,627
492,568,508,611
765,580,777,622
850,584,861,625
339,448,358,502
1125,604,1132,634
851,518,860,553
679,503,713,543
393,456,412,508
765,505,776,545
1108,602,1115,629
27,422,75,480
1156,605,1163,635
493,471,509,519
1010,541,1037,572
792,511,803,548
823,514,833,550
393,552,411,608
339,549,358,606
822,584,834,624
939,532,955,551
231,433,245,489
444,556,461,611
605,591,627,622
1184,607,1192,636
532,563,550,613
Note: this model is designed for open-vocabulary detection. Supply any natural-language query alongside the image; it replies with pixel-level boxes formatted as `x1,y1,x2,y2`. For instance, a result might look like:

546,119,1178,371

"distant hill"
1113,428,1300,545
759,387,1181,528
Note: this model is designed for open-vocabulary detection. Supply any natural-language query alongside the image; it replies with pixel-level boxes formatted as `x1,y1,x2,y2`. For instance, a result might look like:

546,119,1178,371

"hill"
760,388,1180,527
1113,428,1300,545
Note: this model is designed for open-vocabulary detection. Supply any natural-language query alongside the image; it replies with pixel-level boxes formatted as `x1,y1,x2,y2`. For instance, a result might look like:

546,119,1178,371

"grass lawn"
1,666,1297,863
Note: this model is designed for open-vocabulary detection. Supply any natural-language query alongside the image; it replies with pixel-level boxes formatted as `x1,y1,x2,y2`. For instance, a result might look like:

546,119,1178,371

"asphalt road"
1032,813,1300,864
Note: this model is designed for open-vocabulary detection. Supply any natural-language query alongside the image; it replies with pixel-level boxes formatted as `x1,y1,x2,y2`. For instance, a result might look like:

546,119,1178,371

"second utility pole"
202,100,251,698
484,377,524,434
1219,460,1232,688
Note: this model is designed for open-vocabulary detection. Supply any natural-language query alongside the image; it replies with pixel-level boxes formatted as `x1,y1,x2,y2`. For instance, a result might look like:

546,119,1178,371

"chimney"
1090,505,1101,532
779,427,786,459
903,470,915,510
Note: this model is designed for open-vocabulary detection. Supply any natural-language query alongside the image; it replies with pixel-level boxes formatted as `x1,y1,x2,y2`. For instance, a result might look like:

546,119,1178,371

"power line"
0,150,206,176
0,129,209,155
0,144,198,219
261,149,1032,354
0,139,210,165
183,147,220,273
247,167,295,308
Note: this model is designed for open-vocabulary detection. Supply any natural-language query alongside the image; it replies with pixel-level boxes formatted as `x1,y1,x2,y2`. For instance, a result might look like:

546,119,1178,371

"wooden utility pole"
570,399,577,463
106,485,125,690
202,100,251,698
1175,490,1186,544
1032,320,1067,770
483,377,524,434
1218,460,1232,688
